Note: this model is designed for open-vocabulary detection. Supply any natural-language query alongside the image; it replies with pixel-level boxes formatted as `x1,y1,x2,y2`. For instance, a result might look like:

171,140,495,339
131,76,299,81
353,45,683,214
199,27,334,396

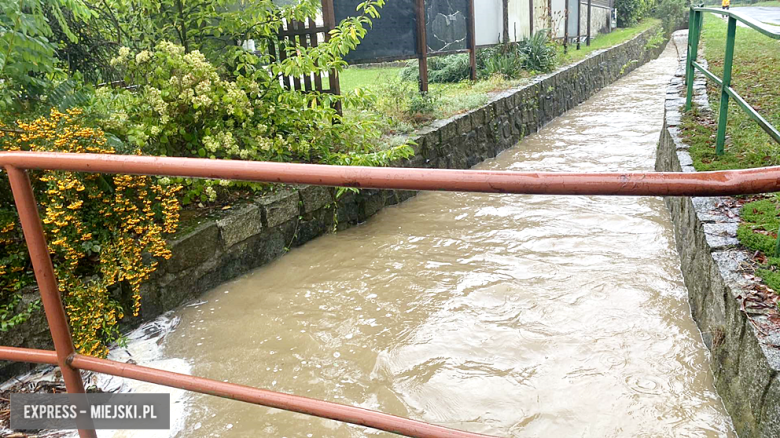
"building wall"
508,0,533,41
578,1,612,39
475,0,503,45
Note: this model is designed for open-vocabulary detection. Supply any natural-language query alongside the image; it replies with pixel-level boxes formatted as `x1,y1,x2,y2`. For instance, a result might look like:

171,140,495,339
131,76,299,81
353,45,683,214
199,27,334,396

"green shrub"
91,40,412,204
478,45,526,79
372,77,417,118
644,28,666,50
400,54,472,83
407,92,438,117
368,77,438,124
616,0,656,27
655,0,689,35
517,31,558,73
0,0,94,110
477,31,557,79
399,31,557,83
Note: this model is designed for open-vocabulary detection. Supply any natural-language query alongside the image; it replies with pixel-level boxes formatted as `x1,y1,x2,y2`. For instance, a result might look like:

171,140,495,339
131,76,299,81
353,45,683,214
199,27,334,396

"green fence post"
696,11,704,49
685,10,694,85
685,9,701,111
715,17,737,155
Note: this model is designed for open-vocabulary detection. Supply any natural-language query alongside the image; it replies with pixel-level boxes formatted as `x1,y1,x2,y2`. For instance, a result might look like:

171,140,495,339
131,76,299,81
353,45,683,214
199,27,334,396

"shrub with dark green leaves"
655,0,689,35
399,31,557,83
400,54,472,83
0,0,93,110
517,31,558,73
476,31,557,79
478,45,526,79
616,0,656,27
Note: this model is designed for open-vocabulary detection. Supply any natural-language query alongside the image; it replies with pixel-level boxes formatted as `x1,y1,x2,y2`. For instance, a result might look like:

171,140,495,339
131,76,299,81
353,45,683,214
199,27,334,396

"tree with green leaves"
84,0,400,204
0,0,94,109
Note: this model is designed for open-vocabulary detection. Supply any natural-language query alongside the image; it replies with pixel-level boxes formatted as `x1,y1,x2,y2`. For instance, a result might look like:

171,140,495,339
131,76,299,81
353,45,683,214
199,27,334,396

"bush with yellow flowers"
0,109,181,357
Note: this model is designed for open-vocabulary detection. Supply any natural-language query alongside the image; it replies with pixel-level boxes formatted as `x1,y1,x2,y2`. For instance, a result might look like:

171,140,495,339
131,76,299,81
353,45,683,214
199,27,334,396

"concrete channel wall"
655,32,780,437
0,24,666,379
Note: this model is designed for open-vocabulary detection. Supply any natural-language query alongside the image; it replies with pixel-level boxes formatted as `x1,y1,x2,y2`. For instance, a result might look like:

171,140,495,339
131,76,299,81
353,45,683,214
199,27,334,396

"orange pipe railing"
3,151,780,196
2,151,780,437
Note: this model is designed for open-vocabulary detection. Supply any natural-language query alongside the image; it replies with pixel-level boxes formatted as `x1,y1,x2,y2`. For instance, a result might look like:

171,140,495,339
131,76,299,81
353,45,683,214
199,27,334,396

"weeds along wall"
0,23,665,379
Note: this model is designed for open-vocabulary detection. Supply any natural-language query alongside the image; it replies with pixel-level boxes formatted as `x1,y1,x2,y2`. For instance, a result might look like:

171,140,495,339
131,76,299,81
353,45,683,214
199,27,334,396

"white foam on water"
1,312,191,438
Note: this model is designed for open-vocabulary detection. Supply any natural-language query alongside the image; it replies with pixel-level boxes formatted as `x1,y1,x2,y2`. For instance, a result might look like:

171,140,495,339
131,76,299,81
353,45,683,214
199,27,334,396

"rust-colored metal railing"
3,151,780,438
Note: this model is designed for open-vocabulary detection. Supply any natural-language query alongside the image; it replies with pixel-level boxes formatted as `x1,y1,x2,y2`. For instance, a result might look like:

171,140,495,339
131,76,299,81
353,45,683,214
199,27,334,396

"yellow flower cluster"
0,109,182,357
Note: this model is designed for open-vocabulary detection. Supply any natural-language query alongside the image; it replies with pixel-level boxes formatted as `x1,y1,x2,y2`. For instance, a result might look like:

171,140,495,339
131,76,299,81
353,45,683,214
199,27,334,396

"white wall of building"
475,0,503,45
579,2,611,39
551,0,566,38
507,0,532,41
442,0,612,48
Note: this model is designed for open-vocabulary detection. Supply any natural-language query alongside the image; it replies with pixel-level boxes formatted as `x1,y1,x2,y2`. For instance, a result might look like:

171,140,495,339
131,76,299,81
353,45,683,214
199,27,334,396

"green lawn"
340,18,663,136
682,13,780,171
339,67,403,92
736,1,780,7
700,0,780,6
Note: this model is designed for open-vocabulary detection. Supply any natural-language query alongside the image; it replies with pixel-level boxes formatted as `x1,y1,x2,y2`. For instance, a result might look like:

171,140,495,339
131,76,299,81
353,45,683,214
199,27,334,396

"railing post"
685,9,693,84
716,16,737,155
415,0,429,94
5,166,97,438
685,8,701,111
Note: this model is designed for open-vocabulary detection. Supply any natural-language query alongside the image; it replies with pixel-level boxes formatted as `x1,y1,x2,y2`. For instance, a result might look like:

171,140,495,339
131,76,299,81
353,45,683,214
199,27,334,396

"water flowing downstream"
159,41,735,437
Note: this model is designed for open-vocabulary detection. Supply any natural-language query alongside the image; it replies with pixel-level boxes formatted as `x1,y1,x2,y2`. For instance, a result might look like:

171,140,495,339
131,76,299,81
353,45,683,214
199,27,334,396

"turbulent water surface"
155,40,734,437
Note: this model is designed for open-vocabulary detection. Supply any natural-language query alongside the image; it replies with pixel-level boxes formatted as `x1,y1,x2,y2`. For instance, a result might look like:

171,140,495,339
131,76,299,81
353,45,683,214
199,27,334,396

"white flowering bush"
106,42,256,150
90,0,410,205
95,35,409,204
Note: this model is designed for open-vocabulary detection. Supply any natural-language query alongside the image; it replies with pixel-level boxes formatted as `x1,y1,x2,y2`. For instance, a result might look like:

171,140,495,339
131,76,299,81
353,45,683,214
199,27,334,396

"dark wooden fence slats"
271,4,341,114
309,17,324,93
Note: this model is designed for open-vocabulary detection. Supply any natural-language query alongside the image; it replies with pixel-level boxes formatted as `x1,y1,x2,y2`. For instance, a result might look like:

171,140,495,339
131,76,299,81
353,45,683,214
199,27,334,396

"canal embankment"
656,30,780,438
0,23,667,380
1,29,745,438
138,22,669,322
158,36,734,437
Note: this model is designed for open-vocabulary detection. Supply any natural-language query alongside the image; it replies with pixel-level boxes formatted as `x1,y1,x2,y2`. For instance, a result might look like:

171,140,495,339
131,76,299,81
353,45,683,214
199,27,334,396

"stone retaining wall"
655,31,780,438
0,24,666,379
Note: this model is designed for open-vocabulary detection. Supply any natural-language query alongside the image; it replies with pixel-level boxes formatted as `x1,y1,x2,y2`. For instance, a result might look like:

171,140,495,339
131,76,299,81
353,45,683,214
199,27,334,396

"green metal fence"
684,7,780,155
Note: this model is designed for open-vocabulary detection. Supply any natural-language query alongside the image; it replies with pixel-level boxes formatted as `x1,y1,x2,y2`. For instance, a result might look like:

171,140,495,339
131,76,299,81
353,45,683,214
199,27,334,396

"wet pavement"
732,6,780,26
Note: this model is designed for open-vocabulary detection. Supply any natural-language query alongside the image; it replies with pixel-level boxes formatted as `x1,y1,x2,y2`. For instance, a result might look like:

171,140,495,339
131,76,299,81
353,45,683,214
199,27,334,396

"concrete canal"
157,40,735,437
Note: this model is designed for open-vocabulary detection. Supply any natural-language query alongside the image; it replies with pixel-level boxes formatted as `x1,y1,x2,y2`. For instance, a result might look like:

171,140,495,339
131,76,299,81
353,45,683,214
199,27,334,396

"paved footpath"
732,6,780,27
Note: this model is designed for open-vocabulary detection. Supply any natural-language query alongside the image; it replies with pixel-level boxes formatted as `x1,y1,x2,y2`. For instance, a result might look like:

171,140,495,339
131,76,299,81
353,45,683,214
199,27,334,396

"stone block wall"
656,31,780,438
0,24,666,379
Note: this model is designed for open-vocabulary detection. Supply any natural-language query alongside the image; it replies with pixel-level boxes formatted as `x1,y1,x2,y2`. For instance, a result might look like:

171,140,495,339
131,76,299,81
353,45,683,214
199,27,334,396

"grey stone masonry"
656,30,780,438
0,24,668,380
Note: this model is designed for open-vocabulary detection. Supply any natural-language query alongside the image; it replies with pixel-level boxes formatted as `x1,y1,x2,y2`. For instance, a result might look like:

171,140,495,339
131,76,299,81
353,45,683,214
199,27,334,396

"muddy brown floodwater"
161,41,736,437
